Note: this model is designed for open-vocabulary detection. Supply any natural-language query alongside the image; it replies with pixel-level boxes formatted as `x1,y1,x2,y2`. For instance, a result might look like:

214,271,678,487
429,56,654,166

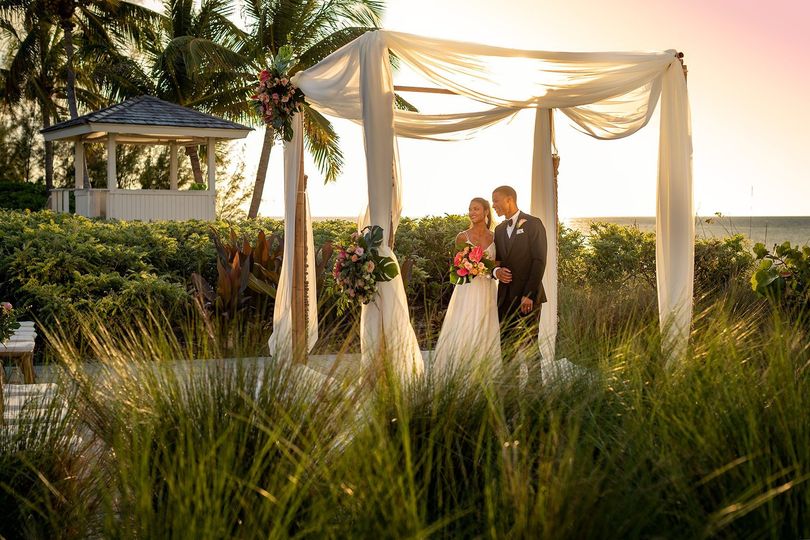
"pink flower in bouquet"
365,260,375,273
272,93,280,101
1,302,11,313
355,247,364,256
457,267,469,277
339,250,346,259
453,252,463,267
351,254,359,262
259,69,270,82
281,95,289,103
469,245,484,263
281,77,288,85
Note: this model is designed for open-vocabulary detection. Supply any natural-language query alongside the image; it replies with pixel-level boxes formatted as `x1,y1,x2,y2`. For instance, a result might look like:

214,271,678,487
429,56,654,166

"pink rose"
272,93,279,101
1,302,11,313
259,70,269,82
365,261,375,273
351,255,359,262
469,245,484,263
355,247,364,256
453,253,463,267
457,268,468,277
281,77,288,85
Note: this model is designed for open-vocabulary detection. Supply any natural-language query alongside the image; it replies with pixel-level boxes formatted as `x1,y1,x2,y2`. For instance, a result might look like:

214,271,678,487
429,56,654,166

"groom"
491,185,548,360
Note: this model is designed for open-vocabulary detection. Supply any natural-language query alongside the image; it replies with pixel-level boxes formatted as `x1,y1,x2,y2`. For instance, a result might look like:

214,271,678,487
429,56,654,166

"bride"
432,197,501,377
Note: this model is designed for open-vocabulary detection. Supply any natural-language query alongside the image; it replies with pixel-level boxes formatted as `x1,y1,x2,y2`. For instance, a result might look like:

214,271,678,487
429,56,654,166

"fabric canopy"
269,29,693,369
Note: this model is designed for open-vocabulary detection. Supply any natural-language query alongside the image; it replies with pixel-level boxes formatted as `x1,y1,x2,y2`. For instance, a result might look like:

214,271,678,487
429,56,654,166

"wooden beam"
291,153,308,364
393,85,458,95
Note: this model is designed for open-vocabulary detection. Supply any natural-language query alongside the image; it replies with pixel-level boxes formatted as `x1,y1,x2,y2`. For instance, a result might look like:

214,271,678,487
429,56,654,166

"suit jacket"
494,211,548,313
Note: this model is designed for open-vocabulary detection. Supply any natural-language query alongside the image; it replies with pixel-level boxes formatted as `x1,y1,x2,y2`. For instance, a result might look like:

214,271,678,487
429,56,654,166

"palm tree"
239,0,386,218
0,8,64,191
37,0,160,119
145,0,251,184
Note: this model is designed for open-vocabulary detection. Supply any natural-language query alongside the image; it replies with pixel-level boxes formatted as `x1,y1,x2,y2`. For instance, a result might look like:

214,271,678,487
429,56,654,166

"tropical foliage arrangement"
252,45,306,141
0,301,20,342
332,225,399,308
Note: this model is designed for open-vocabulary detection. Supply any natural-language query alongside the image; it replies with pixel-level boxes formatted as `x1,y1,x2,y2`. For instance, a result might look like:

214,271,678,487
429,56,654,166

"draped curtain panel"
277,30,693,366
268,115,319,356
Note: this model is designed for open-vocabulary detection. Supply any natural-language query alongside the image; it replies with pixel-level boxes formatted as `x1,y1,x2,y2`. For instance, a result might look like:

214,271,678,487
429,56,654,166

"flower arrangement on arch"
251,44,306,142
0,301,20,342
449,242,495,285
332,226,399,307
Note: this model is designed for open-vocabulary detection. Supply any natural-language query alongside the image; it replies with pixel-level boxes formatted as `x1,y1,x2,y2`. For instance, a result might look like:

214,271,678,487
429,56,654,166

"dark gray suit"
494,211,548,340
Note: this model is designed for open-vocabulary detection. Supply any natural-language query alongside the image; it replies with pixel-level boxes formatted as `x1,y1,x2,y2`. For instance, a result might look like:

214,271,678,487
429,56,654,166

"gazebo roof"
41,95,252,143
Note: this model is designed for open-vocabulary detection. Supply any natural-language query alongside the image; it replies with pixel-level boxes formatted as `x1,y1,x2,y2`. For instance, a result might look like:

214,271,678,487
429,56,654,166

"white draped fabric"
268,115,318,356
276,29,693,367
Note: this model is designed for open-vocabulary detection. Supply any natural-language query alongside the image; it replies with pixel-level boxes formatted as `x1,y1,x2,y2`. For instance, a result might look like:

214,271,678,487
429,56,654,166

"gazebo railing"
49,188,215,221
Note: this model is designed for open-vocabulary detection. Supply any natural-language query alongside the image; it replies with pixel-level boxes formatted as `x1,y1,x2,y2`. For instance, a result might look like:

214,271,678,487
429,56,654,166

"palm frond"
295,25,371,70
303,103,343,183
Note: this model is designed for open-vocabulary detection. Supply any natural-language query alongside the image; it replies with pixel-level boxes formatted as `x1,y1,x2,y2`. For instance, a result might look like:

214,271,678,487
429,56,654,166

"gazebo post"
291,149,308,364
106,134,117,190
206,138,216,193
169,142,178,190
74,140,85,189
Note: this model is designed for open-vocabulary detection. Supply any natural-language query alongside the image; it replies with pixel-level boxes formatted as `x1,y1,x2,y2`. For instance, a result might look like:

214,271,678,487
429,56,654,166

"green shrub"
0,181,48,211
751,240,810,314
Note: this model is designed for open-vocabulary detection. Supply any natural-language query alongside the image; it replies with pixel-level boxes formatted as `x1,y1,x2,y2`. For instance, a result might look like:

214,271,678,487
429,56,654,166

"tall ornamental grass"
1,289,807,538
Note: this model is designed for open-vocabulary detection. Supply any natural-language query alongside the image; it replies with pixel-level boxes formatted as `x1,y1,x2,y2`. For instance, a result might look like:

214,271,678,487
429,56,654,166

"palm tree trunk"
186,145,204,185
248,126,275,218
60,18,79,119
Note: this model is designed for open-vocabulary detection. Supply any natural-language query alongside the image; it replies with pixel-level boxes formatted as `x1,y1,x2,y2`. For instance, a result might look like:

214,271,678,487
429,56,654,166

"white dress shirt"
505,209,521,238
494,209,522,280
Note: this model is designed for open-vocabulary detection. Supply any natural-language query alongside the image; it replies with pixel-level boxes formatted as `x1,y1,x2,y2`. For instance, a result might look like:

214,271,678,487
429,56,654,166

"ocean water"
564,216,810,248
311,215,810,248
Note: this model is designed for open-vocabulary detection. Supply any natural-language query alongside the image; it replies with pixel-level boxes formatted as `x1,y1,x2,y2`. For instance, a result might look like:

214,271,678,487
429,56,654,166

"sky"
239,0,810,219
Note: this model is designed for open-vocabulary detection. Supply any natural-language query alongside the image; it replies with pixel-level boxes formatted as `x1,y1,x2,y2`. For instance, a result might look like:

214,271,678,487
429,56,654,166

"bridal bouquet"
333,226,399,306
251,44,306,142
450,243,495,285
0,301,19,342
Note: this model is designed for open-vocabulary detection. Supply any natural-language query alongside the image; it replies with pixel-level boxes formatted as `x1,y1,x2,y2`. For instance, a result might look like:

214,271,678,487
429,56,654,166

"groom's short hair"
493,185,517,202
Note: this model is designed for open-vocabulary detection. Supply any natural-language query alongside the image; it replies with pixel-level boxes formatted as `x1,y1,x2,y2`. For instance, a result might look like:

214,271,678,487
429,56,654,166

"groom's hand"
520,296,533,314
496,267,512,283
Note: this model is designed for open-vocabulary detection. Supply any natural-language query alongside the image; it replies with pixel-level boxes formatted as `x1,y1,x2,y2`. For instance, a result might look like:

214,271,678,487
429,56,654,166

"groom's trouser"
498,298,542,363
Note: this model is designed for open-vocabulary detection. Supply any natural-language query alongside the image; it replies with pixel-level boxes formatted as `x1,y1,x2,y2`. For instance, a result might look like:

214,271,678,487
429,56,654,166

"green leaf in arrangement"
752,242,768,259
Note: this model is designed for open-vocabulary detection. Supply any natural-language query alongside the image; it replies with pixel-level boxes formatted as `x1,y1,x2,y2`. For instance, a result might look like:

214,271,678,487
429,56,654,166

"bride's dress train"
432,239,501,378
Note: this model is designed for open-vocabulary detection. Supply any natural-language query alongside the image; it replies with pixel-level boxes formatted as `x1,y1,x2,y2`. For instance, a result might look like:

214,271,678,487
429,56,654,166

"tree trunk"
186,145,204,185
60,19,79,120
248,126,275,218
41,102,54,193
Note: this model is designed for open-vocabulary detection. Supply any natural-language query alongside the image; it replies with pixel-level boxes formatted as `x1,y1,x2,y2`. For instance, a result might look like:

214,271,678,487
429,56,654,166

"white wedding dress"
432,234,501,378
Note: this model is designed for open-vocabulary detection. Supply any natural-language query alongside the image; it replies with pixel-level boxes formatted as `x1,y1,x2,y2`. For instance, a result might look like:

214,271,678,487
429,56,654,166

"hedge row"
0,210,756,346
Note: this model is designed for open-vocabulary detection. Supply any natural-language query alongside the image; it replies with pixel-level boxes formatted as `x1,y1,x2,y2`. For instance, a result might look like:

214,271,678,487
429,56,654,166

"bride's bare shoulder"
455,230,470,245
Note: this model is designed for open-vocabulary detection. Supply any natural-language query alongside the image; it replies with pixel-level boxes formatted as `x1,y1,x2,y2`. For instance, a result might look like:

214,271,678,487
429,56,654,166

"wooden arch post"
291,145,308,365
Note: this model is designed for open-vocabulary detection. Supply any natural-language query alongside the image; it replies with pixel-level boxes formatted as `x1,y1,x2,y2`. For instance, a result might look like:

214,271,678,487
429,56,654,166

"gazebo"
41,96,252,221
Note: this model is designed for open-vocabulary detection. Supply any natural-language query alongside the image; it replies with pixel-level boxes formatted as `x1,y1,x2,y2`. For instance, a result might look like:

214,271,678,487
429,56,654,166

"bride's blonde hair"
470,197,494,230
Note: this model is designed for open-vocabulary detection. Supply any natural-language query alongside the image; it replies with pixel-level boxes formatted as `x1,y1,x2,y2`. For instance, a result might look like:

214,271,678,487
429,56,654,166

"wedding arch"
267,30,693,375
